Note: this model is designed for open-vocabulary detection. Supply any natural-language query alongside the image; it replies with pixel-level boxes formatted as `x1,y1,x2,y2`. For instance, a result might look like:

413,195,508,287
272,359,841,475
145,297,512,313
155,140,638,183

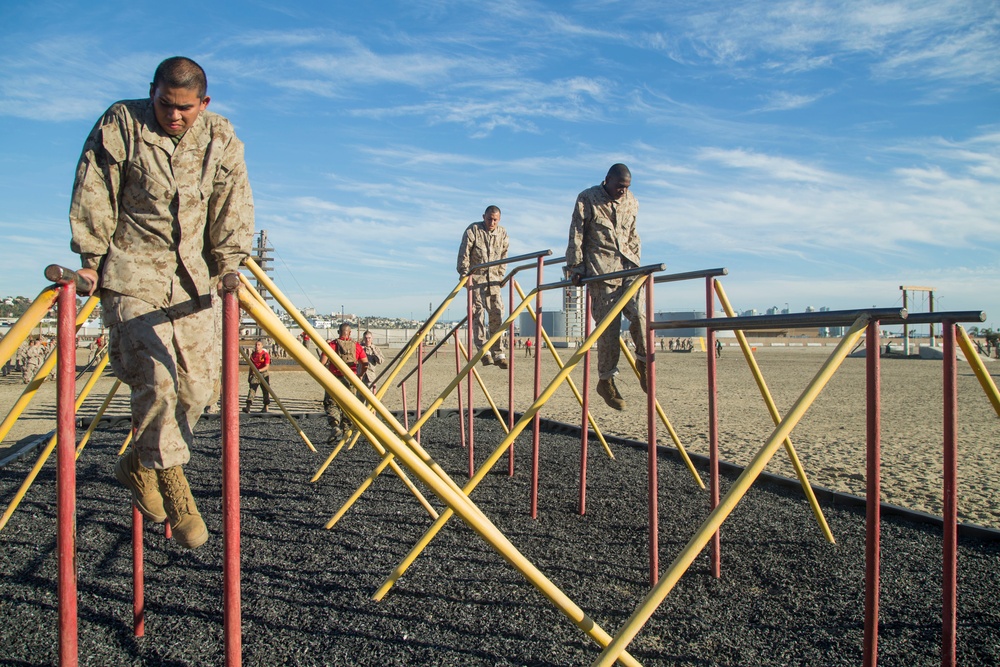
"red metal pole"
508,278,516,476
132,505,144,637
942,321,958,667
863,319,882,667
400,382,409,431
706,277,720,578
530,257,543,518
454,330,466,450
579,287,592,515
416,341,423,445
222,281,242,666
645,276,658,586
56,282,78,667
467,286,475,479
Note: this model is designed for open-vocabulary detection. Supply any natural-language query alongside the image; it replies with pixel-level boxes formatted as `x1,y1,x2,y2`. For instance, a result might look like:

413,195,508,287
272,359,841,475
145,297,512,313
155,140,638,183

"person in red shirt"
319,323,368,443
244,340,272,413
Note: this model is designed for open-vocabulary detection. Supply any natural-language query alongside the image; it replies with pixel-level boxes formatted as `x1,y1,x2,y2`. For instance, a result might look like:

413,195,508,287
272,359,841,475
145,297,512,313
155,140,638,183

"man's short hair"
484,205,501,217
152,57,208,98
607,163,631,181
339,322,351,335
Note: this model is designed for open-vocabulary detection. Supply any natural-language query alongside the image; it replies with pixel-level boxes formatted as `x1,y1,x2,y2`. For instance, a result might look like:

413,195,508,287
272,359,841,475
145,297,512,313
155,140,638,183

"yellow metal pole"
242,259,463,409
117,428,134,456
239,346,317,452
234,286,446,522
321,298,536,523
320,284,542,496
714,281,835,544
75,378,122,456
237,286,642,667
593,315,869,667
0,296,100,444
956,325,1000,418
72,352,111,458
331,402,441,523
456,338,510,434
0,286,59,367
513,280,614,459
374,276,649,600
239,265,466,481
618,340,705,489
0,339,112,530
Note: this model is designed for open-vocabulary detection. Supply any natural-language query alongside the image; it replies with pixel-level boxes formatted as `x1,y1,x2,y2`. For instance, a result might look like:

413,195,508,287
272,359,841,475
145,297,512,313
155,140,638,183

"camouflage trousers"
246,371,271,407
22,358,42,384
470,284,506,357
590,278,647,381
103,283,219,470
323,374,355,430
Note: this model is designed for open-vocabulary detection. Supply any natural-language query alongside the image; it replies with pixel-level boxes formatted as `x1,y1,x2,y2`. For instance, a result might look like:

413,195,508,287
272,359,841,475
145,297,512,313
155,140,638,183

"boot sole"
171,520,209,549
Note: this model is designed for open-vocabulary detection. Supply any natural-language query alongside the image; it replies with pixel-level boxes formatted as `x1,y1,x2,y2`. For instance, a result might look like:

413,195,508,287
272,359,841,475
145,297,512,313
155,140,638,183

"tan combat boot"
114,448,167,523
596,378,626,411
157,466,208,549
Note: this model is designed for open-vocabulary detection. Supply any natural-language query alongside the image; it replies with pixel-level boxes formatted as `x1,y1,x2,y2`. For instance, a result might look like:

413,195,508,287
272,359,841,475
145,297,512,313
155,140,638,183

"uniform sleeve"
456,226,473,276
624,196,641,263
566,194,587,269
498,227,509,276
69,112,127,272
207,132,254,276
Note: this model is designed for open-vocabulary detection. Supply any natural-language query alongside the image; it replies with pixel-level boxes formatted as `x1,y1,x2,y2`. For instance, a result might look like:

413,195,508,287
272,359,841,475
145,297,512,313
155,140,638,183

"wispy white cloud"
629,0,1000,85
696,148,838,183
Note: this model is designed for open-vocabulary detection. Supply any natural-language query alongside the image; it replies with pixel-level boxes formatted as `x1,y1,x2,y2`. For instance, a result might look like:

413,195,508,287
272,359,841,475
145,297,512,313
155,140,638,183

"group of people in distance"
67,56,650,551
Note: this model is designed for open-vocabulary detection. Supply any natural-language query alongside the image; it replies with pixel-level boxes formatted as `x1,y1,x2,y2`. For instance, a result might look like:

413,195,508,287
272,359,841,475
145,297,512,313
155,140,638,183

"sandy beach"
3,344,999,529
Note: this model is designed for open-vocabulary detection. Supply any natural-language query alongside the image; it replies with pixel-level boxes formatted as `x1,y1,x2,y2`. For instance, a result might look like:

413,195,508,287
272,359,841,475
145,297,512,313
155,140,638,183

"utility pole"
900,285,936,355
249,230,275,339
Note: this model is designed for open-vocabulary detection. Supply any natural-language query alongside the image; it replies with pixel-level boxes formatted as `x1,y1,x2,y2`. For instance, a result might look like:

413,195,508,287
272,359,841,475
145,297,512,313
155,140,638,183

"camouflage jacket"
566,184,640,286
456,222,509,287
70,98,254,307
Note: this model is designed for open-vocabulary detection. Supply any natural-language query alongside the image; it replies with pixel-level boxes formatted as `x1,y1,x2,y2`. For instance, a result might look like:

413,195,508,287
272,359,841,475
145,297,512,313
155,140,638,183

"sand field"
2,344,998,529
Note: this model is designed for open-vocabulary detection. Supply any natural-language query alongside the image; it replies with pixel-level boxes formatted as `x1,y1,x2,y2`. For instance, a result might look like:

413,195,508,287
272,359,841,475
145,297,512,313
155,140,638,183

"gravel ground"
1,411,998,666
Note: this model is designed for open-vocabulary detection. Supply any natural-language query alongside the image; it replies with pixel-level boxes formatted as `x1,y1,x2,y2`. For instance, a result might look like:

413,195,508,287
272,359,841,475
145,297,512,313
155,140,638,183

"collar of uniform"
597,181,616,204
139,100,210,155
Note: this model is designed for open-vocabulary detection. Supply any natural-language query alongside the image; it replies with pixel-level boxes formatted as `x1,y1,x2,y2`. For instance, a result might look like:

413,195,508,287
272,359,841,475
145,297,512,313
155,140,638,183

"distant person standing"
360,330,384,392
457,206,509,369
524,338,532,357
320,323,368,443
566,164,648,411
244,340,272,413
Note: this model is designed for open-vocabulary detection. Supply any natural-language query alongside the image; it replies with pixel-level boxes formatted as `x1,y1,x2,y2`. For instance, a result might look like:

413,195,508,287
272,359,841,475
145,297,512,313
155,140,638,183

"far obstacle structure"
900,285,936,355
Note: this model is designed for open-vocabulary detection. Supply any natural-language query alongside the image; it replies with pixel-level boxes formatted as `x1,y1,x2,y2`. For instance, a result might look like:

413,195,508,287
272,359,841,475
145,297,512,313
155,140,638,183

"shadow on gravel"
1,412,998,666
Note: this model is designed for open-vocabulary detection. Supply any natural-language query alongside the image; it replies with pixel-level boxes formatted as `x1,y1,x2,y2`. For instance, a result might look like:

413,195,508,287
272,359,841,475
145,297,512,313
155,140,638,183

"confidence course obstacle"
594,307,988,667
235,270,648,666
27,256,997,666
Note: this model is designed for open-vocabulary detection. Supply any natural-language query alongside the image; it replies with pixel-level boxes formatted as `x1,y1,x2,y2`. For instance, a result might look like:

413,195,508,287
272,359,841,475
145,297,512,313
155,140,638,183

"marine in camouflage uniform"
566,164,648,410
456,206,509,367
22,340,45,384
70,57,253,548
320,323,369,443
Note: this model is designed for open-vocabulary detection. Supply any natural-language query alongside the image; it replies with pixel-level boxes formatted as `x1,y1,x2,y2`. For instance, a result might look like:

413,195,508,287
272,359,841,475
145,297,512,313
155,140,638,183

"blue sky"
1,1,998,327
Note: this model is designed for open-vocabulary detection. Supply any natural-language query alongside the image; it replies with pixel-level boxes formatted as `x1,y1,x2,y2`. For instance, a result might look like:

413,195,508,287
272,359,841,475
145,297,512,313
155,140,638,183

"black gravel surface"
1,411,998,666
